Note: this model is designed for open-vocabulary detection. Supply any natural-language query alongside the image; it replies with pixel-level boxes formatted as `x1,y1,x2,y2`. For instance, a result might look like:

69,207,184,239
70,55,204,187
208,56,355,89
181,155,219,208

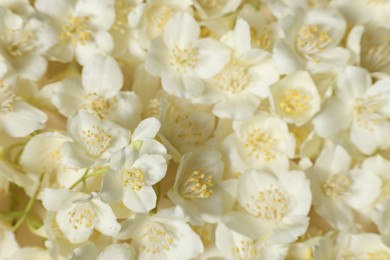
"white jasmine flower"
118,213,204,259
287,236,335,260
145,12,230,99
263,0,307,18
222,112,295,175
269,71,321,125
128,0,192,46
223,168,311,244
42,188,121,244
0,79,47,137
335,232,390,259
60,110,129,169
168,150,237,224
0,7,57,80
35,0,115,64
215,223,289,260
306,145,381,230
193,0,241,19
50,54,141,129
101,117,168,213
273,8,349,74
313,66,390,155
159,97,216,155
196,19,279,120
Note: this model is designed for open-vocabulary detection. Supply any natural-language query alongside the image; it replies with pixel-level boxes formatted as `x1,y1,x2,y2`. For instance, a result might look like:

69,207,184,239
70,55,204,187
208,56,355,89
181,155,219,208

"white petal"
51,77,84,117
164,12,200,49
82,54,123,96
100,169,123,204
92,198,121,237
213,93,259,120
0,100,47,137
195,38,230,79
132,117,161,141
273,40,304,74
12,55,47,81
97,244,136,260
336,66,371,101
133,154,167,185
41,188,87,211
233,18,251,56
144,37,171,77
60,142,94,169
106,91,141,129
122,186,156,213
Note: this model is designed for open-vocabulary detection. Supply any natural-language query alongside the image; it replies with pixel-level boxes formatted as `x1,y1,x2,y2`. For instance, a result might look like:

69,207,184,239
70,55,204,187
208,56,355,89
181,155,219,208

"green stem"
12,173,44,232
69,168,90,190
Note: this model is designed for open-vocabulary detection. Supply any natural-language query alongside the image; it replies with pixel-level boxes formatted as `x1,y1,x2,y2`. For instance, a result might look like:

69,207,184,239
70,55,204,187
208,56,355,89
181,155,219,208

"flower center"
353,95,383,130
60,16,91,46
244,128,276,161
181,170,214,199
0,82,16,114
251,27,271,50
362,44,390,71
198,0,223,9
169,46,198,74
244,186,288,223
150,5,173,32
138,223,174,254
296,25,332,55
279,89,311,116
82,125,112,157
215,61,250,95
121,167,145,191
67,205,96,230
81,92,115,120
322,174,351,199
232,240,262,260
2,29,36,56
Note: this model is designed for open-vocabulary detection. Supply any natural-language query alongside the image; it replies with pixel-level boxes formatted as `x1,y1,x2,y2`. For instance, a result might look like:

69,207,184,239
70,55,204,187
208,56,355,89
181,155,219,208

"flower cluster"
1,0,390,259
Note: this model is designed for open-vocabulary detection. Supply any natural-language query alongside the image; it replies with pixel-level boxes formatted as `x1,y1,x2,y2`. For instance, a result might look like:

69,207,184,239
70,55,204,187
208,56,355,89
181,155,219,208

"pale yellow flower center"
2,29,36,56
81,92,115,120
279,89,311,116
121,167,145,191
0,82,16,114
322,174,351,199
60,16,91,46
198,0,223,9
244,128,276,161
193,224,213,248
296,25,333,55
182,170,214,199
354,95,383,130
244,186,288,222
138,223,175,254
251,27,271,50
362,43,390,72
215,61,250,95
82,125,112,157
169,46,198,74
150,5,173,32
67,206,96,230
232,240,262,260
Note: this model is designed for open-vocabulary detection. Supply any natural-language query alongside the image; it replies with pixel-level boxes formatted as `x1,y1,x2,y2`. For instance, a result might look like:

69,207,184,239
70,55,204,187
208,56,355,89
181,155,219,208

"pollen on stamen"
2,29,36,57
121,167,146,191
0,82,17,114
296,24,333,55
279,89,311,116
169,46,198,74
322,174,351,199
81,125,112,157
81,92,114,120
139,223,175,254
60,16,92,46
181,170,214,199
244,128,276,161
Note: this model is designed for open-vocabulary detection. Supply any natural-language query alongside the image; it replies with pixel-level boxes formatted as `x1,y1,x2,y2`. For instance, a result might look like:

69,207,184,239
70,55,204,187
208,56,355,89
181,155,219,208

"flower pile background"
1,0,390,259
